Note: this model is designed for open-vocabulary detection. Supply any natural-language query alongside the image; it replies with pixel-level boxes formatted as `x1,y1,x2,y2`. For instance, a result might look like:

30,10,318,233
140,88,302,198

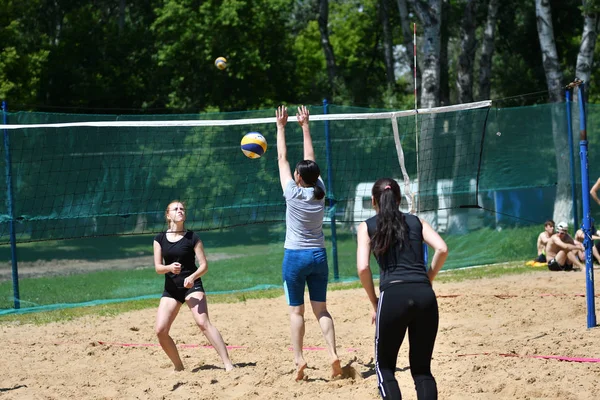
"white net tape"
1,100,491,130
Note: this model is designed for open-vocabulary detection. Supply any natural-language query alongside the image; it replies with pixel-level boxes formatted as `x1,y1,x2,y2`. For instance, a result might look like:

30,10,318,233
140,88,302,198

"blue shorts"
282,248,328,306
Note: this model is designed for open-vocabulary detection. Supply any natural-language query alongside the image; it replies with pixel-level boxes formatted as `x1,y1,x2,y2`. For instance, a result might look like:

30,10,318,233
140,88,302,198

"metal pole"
2,101,20,309
576,83,596,328
565,89,578,229
323,99,339,281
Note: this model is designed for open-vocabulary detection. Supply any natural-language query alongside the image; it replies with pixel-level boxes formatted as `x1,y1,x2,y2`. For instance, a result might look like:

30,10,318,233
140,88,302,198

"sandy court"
1,270,600,399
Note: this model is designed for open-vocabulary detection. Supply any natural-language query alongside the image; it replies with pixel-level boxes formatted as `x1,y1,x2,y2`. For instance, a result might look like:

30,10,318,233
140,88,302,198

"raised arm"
421,219,448,282
296,105,314,162
591,178,600,206
276,105,293,192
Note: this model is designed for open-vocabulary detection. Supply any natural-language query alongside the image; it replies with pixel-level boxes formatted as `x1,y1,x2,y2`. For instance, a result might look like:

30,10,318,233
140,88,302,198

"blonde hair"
165,200,186,224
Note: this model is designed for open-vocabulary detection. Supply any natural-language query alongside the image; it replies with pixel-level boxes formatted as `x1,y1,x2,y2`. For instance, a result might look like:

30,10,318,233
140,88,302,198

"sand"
1,270,599,399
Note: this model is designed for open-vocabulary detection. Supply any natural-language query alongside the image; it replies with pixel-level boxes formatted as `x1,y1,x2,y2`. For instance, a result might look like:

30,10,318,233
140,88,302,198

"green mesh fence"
0,102,595,313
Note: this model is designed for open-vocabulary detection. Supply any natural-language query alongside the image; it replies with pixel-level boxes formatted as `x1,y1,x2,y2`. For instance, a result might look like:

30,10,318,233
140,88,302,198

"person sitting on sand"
546,222,584,271
574,228,600,265
535,220,555,263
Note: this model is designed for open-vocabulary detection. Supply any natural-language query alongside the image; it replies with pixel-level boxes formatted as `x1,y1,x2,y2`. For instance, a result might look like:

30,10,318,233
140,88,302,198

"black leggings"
375,282,439,400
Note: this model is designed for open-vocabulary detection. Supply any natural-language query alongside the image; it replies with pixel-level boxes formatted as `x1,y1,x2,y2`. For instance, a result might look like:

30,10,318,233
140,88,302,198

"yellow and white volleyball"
240,132,267,159
214,57,227,70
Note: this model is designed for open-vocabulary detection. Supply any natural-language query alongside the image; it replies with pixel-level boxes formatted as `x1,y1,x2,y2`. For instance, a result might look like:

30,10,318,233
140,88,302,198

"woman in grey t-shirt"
275,105,342,381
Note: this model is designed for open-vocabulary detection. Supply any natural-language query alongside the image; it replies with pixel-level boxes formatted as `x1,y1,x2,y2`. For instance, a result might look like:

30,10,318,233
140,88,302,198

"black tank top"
365,213,430,289
154,230,200,288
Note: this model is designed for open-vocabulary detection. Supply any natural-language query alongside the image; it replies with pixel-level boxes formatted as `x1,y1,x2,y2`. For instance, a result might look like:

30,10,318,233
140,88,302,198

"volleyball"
240,132,267,159
214,57,227,70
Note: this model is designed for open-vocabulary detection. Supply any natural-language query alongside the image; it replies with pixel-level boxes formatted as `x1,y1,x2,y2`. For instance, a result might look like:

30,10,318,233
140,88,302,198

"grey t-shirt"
283,177,326,249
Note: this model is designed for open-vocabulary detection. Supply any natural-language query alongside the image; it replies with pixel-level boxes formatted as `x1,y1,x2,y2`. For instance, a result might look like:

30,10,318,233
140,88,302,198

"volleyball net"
0,101,491,243
2,100,595,312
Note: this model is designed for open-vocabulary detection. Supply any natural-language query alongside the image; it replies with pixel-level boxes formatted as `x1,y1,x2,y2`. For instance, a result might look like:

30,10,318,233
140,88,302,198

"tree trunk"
318,0,337,96
119,0,126,35
439,0,450,106
535,0,571,223
479,0,499,101
456,0,477,104
535,0,564,102
381,0,396,88
575,0,598,98
410,0,442,108
449,0,478,233
135,214,147,233
396,0,420,104
409,0,442,226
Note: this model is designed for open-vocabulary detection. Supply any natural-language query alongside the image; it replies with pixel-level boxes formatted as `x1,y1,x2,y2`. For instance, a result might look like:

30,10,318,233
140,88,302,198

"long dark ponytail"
371,178,408,257
296,160,325,200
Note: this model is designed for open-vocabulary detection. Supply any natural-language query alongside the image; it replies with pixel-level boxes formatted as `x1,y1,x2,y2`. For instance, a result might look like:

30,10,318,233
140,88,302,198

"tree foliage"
0,0,597,111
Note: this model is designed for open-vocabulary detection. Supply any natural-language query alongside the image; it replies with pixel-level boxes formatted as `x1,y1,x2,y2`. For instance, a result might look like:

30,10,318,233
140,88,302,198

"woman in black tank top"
356,178,449,400
153,200,234,372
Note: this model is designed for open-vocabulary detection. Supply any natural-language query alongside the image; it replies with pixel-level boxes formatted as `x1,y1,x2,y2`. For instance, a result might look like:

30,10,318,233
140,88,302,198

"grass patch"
435,261,537,282
0,223,541,313
0,261,543,325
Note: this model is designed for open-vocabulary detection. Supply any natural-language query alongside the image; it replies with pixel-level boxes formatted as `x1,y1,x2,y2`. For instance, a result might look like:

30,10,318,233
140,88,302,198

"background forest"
1,0,599,113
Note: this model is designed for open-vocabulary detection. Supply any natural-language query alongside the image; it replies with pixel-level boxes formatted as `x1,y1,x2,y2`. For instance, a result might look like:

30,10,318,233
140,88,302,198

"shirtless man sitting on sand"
546,222,584,271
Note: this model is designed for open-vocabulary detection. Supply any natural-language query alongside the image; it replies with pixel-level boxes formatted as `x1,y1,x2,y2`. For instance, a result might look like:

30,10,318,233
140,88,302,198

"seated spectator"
574,228,600,265
535,220,555,263
546,222,584,271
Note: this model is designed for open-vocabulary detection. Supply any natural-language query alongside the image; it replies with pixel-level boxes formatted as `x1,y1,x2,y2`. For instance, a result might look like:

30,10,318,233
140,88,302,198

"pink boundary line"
96,342,357,352
96,341,246,349
458,352,600,363
435,294,599,298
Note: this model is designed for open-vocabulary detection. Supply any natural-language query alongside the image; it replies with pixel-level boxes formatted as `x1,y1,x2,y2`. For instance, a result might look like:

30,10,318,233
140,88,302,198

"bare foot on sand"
331,359,342,378
295,361,307,381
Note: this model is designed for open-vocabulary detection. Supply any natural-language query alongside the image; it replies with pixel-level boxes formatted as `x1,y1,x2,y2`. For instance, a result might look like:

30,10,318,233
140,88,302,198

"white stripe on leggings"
375,290,385,398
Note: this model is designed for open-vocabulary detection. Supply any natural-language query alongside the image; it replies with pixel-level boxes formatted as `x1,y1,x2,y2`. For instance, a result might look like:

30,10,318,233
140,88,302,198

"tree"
152,0,296,111
380,0,396,89
535,0,570,223
409,0,442,108
536,0,564,102
478,0,499,101
396,0,420,104
0,0,49,107
408,0,442,226
456,0,477,104
449,0,478,232
575,0,599,97
317,0,338,100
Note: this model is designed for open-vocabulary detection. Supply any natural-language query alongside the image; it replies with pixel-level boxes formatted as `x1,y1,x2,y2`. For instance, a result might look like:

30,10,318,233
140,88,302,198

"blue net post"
323,99,339,281
565,89,579,229
576,84,597,328
2,101,21,309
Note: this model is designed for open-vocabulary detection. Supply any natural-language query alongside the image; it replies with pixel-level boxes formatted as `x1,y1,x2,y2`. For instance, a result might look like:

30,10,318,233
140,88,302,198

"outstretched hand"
296,105,309,127
276,105,288,128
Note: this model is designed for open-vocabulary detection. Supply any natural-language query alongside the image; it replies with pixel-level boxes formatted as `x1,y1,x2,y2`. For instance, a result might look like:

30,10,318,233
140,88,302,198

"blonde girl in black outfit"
153,200,234,371
356,179,448,400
